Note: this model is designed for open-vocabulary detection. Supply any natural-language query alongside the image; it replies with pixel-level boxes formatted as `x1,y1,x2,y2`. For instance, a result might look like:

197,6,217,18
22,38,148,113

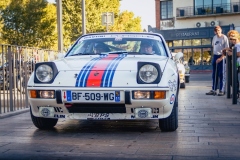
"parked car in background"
0,60,33,92
28,32,180,132
171,52,190,88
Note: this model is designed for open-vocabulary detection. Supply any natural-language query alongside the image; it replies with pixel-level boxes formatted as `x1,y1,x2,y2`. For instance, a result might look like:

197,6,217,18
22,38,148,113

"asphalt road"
1,73,240,160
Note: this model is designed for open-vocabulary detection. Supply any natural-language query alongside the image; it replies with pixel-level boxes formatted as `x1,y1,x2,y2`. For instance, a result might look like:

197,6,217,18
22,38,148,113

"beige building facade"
150,0,240,70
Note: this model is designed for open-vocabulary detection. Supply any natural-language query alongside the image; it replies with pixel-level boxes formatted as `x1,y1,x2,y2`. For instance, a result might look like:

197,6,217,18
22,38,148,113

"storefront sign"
176,31,200,37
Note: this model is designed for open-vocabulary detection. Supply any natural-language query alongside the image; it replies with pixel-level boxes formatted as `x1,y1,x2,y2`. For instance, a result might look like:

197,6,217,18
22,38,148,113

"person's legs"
218,58,225,96
206,55,219,95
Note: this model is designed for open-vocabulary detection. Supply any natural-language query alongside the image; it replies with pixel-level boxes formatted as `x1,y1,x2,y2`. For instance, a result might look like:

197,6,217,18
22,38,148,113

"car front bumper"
28,86,176,120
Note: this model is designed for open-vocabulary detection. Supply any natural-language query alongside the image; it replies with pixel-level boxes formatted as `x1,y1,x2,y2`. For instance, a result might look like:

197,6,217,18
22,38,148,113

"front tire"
180,82,185,88
30,107,58,129
185,76,190,83
159,96,178,132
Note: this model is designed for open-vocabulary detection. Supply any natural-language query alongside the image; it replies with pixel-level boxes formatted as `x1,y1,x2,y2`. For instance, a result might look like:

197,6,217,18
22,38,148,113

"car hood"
55,55,169,71
28,54,177,88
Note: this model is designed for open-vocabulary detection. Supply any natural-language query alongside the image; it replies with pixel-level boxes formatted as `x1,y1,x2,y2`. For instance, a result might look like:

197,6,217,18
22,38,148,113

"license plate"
63,90,121,102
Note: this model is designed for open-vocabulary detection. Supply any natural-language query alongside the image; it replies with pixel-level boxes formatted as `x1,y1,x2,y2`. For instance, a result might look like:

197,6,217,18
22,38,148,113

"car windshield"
66,34,167,57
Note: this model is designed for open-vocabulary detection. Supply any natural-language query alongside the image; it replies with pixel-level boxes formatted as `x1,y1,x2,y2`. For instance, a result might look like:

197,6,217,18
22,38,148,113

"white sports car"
172,52,191,88
28,32,180,131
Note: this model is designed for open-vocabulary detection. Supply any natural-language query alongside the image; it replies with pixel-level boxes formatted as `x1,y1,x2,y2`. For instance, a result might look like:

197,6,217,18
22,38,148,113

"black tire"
30,107,58,129
180,82,185,88
17,77,26,93
185,76,190,83
159,95,178,132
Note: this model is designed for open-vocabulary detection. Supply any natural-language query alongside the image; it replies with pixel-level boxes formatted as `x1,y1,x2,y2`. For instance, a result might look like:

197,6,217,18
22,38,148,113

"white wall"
174,15,240,28
172,0,240,29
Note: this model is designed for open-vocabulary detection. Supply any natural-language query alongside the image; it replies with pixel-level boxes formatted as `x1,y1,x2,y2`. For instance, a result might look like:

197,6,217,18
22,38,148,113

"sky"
119,0,155,30
47,0,156,30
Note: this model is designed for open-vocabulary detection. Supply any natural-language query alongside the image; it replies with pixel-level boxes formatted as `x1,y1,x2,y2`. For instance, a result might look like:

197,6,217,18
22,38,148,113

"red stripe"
86,54,119,87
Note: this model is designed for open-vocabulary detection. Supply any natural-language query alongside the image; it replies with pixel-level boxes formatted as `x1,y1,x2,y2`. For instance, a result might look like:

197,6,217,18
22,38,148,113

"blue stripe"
102,54,127,87
75,55,106,87
107,55,127,87
101,56,122,87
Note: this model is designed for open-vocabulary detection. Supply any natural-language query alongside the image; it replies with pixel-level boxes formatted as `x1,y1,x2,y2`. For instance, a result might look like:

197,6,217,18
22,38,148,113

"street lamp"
57,0,63,53
82,0,86,35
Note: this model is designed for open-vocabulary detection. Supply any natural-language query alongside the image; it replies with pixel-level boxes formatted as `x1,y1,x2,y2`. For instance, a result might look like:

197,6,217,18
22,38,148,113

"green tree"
0,0,13,44
62,0,141,48
0,0,57,49
110,11,142,32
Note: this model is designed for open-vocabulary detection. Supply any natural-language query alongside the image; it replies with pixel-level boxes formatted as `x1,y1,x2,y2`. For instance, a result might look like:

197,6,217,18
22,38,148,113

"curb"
191,70,212,74
0,108,30,119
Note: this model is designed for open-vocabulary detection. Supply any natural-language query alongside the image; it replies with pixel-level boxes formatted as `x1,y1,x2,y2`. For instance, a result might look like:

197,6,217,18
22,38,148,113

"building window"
160,1,173,20
183,40,191,46
173,40,182,47
194,0,230,15
202,38,211,45
192,39,201,46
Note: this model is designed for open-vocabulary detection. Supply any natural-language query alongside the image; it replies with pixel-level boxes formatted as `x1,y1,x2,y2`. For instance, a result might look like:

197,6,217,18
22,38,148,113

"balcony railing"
177,2,240,18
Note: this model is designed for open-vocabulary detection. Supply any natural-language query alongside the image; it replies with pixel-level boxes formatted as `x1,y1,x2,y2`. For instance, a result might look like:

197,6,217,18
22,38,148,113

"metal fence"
0,44,58,115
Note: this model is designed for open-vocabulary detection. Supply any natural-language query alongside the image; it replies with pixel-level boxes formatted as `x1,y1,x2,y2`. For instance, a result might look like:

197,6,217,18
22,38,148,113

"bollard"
226,54,231,98
232,47,238,104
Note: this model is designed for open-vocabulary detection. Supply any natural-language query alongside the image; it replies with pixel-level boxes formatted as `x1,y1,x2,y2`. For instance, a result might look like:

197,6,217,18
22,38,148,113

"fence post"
232,47,238,104
8,46,14,111
226,54,231,98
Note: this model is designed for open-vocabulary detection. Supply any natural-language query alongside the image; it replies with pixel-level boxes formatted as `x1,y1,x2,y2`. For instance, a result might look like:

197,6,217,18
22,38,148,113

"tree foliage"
62,0,142,48
0,0,142,51
0,0,57,49
110,11,142,32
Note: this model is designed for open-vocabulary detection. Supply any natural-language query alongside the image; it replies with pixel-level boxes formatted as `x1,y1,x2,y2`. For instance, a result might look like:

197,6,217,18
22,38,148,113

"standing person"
224,30,240,93
206,26,229,96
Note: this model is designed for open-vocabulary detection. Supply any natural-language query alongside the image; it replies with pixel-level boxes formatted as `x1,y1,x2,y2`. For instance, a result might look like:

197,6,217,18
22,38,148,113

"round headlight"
36,65,53,82
139,64,158,83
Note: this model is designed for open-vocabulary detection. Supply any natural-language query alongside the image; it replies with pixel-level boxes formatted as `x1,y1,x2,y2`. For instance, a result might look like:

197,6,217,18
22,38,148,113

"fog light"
154,91,166,99
133,91,150,99
39,91,55,98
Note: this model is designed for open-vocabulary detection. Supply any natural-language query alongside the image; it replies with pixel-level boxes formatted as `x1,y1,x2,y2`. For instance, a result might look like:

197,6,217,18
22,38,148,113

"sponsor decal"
87,113,110,120
153,108,159,113
168,79,177,91
137,110,149,118
75,54,127,87
152,115,158,118
170,94,175,104
54,114,65,118
54,107,63,113
168,80,173,91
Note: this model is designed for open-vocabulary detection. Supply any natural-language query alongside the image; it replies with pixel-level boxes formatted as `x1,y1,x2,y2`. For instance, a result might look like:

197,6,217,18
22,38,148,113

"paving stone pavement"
0,74,240,160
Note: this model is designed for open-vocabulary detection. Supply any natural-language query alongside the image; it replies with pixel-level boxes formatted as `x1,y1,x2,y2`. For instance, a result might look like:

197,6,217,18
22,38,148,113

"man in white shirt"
206,26,229,96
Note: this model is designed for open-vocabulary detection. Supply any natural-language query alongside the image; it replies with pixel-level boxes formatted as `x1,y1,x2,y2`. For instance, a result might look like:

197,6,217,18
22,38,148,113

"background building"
149,0,240,70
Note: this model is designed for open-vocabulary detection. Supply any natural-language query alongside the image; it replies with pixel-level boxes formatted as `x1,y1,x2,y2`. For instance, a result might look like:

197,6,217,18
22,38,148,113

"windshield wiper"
108,51,128,54
69,53,96,56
